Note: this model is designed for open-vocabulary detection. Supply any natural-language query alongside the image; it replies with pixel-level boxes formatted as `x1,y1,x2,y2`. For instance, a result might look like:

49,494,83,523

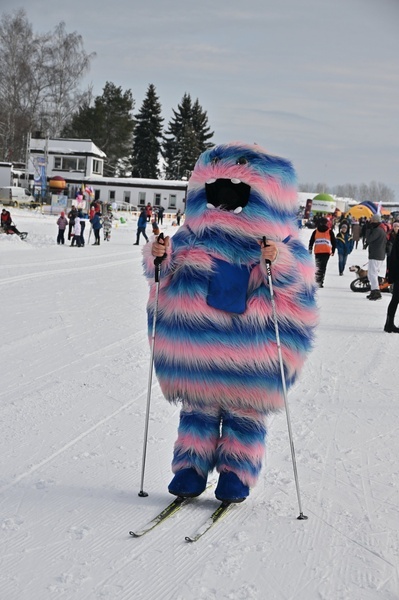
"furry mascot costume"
142,142,317,503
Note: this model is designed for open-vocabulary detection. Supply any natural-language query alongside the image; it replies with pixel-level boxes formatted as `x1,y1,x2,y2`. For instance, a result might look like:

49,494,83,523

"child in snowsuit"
71,216,82,247
103,213,113,241
143,142,317,503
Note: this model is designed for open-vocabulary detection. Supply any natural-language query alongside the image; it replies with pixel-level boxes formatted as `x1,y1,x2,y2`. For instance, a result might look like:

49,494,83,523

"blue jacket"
138,212,147,228
91,213,102,230
336,231,354,255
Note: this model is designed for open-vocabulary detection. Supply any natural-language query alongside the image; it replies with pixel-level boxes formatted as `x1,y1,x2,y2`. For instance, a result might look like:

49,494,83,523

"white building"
28,137,188,213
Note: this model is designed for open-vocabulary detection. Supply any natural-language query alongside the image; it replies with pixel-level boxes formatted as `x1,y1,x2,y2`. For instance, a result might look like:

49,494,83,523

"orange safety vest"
314,229,333,254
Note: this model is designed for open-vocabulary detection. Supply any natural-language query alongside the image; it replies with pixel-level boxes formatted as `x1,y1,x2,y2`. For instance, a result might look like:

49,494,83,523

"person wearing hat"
336,222,354,275
364,214,387,300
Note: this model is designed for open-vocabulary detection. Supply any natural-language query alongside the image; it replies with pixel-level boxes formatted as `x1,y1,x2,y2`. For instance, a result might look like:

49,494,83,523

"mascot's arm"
258,237,315,292
142,236,174,282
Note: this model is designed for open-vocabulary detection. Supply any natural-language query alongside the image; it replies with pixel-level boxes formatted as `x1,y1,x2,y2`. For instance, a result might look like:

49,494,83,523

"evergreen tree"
191,99,214,151
131,84,163,178
62,82,135,176
163,93,214,179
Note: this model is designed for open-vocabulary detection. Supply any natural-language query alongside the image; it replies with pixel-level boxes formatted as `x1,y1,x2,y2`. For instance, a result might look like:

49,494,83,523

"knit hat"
370,214,381,223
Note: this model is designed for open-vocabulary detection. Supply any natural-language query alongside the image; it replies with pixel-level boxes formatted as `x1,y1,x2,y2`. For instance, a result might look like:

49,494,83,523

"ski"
185,501,232,543
129,495,189,537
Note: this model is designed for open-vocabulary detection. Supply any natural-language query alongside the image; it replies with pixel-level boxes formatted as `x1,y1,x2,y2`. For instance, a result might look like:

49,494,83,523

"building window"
53,156,85,172
123,191,131,204
92,159,102,175
108,190,115,201
95,190,100,200
168,194,177,209
154,193,161,206
138,191,146,206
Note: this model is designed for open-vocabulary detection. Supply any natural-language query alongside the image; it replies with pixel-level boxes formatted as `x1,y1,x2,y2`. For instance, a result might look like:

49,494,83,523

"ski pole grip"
262,236,272,266
154,233,167,282
153,233,167,266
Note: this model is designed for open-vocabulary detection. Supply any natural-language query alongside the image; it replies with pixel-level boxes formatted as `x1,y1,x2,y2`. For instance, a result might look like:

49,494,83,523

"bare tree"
0,9,95,161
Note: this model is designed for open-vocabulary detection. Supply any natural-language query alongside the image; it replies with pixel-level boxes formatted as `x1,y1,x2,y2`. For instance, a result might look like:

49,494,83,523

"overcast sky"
3,0,399,197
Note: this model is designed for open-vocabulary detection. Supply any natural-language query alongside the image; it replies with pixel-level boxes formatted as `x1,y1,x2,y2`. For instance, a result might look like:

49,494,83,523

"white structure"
28,137,188,213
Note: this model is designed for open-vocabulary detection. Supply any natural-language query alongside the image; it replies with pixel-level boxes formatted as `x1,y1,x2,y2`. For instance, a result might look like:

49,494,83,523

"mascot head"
184,142,299,243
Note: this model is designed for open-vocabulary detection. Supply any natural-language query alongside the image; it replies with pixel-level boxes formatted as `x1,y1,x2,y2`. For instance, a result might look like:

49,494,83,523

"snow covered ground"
1,209,398,600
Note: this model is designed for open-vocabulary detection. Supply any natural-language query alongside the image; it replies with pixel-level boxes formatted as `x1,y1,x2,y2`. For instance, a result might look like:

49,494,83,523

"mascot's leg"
168,404,221,498
215,407,267,503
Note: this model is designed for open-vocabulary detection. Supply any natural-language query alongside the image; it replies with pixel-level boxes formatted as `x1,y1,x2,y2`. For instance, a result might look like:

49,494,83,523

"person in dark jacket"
335,223,354,275
134,209,149,245
77,209,86,246
90,212,102,245
385,221,399,259
308,216,336,287
67,206,77,241
157,205,165,225
384,226,399,333
364,214,387,300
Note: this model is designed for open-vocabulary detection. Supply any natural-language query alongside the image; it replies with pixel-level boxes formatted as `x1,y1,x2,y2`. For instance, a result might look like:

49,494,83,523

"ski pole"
139,234,167,497
263,237,308,520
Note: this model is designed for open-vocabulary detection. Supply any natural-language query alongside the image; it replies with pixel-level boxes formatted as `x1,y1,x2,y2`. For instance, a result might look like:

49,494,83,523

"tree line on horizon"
0,9,395,200
298,181,395,204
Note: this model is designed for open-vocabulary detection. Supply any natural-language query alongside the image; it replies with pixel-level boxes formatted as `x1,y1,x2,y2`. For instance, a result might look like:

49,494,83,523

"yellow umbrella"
346,205,373,219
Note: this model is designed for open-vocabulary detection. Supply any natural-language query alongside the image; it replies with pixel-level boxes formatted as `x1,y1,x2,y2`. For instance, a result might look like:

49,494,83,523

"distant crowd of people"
308,212,399,333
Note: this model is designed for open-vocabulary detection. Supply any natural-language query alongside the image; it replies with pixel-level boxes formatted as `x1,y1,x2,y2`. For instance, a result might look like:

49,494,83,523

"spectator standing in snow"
384,225,399,333
336,223,354,275
176,209,182,225
71,215,82,247
67,206,77,241
90,211,102,245
386,221,399,259
77,209,86,246
134,209,149,245
364,214,387,301
103,212,113,241
308,216,336,287
56,211,68,245
157,206,165,225
145,203,152,222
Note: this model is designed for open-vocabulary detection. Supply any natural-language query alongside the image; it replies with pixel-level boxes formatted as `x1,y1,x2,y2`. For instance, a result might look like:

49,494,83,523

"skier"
143,142,317,504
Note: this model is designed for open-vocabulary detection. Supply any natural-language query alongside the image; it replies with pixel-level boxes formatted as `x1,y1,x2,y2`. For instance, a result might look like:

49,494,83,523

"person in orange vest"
308,216,336,287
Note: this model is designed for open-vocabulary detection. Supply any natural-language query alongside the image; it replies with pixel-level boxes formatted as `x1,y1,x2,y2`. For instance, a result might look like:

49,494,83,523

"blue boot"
168,467,207,498
215,471,249,503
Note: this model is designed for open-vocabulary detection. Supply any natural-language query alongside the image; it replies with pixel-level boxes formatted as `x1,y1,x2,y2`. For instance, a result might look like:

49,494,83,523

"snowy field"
1,208,398,600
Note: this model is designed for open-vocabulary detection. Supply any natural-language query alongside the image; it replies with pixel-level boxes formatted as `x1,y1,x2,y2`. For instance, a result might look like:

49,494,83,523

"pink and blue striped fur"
142,142,317,493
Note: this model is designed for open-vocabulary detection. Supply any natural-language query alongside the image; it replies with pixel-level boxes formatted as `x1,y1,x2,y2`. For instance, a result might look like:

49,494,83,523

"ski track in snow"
1,211,399,600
